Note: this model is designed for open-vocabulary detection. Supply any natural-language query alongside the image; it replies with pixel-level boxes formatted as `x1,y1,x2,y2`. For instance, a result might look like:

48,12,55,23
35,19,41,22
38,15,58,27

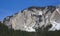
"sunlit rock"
3,6,60,32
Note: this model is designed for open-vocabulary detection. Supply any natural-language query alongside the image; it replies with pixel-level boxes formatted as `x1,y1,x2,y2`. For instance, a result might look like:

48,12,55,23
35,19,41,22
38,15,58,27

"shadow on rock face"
35,24,52,32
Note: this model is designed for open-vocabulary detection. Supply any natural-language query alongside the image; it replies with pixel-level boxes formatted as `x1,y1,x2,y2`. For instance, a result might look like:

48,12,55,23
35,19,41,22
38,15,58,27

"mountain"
2,6,60,32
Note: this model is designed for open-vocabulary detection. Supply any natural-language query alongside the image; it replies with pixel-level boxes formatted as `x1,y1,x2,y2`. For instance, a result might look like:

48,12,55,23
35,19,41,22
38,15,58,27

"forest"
0,22,60,36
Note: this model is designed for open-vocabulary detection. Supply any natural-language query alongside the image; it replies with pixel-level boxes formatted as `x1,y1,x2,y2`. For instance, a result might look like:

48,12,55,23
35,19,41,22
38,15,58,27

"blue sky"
0,0,60,21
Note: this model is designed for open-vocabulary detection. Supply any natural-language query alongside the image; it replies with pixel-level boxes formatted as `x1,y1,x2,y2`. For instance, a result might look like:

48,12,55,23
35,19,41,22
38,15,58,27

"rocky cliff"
2,6,60,32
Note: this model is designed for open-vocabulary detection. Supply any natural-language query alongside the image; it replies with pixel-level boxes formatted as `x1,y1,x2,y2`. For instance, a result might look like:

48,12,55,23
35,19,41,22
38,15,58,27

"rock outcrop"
2,6,60,32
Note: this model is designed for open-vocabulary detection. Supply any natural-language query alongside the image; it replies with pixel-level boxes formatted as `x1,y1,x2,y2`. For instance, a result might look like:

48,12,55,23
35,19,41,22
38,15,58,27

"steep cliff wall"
2,6,60,32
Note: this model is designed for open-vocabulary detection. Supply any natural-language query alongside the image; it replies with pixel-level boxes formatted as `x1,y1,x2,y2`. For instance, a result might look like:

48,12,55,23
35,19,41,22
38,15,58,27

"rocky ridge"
2,6,60,32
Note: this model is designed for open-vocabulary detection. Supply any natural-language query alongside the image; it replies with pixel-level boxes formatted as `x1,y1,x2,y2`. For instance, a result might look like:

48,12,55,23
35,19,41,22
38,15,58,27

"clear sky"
0,0,60,21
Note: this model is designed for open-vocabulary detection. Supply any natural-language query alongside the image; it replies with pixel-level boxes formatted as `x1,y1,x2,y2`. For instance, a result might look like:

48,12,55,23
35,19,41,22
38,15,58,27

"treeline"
0,22,60,36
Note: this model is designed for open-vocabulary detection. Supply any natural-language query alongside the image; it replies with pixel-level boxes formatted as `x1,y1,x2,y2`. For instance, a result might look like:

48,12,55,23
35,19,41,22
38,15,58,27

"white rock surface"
3,6,60,32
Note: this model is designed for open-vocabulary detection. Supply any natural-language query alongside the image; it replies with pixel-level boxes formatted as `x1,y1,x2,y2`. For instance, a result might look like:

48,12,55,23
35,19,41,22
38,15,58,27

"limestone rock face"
3,6,60,32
